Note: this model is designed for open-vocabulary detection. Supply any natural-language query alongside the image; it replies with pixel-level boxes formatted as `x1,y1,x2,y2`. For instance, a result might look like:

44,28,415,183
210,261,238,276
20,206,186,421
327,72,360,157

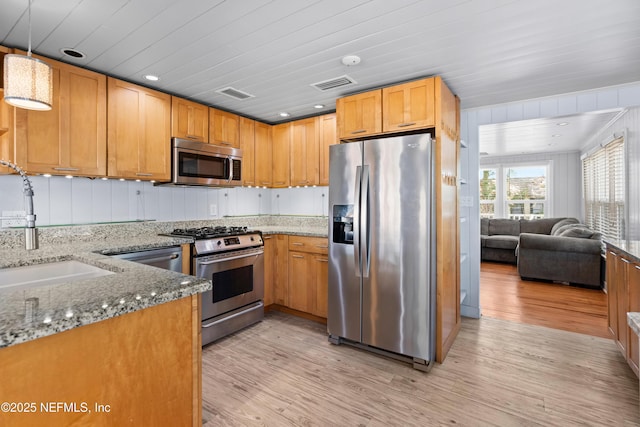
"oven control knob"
250,236,254,241
217,240,222,246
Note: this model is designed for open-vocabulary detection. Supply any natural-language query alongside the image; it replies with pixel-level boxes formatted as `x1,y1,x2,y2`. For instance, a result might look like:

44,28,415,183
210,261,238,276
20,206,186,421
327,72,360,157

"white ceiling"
1,0,639,140
478,109,625,157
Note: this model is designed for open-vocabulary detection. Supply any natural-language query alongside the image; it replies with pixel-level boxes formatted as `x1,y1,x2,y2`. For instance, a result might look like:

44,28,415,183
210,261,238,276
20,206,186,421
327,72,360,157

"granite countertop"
257,225,328,237
0,235,209,349
604,240,640,264
628,313,640,337
0,215,328,349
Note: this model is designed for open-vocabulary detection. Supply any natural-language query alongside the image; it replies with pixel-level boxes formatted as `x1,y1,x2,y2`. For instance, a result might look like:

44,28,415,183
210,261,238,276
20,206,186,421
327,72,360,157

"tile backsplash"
0,175,329,227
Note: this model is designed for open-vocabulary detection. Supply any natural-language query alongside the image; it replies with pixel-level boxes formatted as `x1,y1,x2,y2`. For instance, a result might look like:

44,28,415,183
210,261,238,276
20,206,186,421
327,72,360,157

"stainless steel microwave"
166,138,242,187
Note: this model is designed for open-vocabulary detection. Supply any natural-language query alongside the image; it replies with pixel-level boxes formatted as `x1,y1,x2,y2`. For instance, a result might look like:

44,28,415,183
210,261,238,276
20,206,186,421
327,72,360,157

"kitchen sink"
0,260,115,291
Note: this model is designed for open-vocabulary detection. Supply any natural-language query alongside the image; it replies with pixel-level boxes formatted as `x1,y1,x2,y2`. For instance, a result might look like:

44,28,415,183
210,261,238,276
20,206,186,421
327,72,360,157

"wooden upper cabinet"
209,108,240,148
290,117,319,187
318,113,336,186
254,121,272,187
336,89,382,139
272,122,291,188
382,78,435,132
107,77,171,181
171,96,208,142
0,90,15,175
239,116,255,186
12,53,107,177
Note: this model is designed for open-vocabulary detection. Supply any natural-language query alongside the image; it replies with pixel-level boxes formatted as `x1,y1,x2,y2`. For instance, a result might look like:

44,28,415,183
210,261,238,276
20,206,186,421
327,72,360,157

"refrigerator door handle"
353,165,362,277
361,165,370,278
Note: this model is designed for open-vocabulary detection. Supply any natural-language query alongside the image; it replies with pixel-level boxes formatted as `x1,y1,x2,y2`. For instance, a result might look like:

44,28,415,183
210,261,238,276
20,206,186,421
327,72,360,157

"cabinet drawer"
288,236,328,254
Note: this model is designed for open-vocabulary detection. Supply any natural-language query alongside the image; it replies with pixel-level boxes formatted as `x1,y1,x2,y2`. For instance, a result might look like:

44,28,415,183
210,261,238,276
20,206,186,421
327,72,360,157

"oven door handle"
197,252,262,265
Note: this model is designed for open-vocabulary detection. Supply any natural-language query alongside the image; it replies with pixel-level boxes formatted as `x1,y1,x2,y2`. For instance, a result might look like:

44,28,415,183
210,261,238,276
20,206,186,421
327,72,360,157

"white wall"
479,151,582,220
0,175,328,226
460,80,640,319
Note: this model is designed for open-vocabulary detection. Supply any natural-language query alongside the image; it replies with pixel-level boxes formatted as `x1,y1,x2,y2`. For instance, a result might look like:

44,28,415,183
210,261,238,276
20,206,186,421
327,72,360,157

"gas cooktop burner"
169,226,250,239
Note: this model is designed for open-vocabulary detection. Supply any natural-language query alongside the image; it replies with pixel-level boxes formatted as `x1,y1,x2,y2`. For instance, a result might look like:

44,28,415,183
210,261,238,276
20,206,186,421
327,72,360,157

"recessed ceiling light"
279,112,290,118
143,74,160,82
314,104,325,109
551,134,561,137
60,48,85,59
557,122,569,126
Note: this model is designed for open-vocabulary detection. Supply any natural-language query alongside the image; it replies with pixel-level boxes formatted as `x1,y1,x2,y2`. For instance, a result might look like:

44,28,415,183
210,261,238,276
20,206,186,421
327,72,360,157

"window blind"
583,137,625,240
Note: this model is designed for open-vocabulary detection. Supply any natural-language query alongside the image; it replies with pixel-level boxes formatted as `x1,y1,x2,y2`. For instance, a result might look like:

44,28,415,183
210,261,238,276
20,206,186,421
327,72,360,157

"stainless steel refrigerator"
328,133,435,371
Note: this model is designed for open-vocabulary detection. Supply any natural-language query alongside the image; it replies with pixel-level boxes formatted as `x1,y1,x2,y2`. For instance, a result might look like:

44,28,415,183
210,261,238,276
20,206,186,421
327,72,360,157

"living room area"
470,99,640,342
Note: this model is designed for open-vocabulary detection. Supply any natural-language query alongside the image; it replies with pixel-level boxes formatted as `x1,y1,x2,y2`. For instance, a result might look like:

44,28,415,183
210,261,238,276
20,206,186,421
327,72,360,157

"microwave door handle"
227,157,233,183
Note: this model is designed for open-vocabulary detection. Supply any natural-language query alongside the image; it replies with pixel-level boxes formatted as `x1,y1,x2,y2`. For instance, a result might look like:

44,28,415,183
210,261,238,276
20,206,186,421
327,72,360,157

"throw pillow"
550,218,579,235
559,226,597,239
553,223,588,236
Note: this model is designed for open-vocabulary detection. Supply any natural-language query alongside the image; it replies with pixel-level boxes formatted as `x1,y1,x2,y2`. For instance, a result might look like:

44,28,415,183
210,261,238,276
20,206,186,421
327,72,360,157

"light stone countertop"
0,235,209,349
628,313,640,338
256,226,328,237
0,215,327,349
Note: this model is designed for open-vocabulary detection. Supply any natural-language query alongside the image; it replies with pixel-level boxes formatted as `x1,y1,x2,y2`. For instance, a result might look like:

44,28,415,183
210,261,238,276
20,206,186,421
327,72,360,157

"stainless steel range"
167,226,264,346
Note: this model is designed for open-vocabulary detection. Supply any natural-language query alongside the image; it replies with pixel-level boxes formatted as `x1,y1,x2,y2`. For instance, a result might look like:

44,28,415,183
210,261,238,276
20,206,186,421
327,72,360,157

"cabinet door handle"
315,245,328,249
317,258,328,262
260,181,271,185
292,255,304,259
397,122,416,128
187,135,199,140
351,129,366,134
292,242,304,246
263,236,273,240
275,181,286,185
219,141,231,146
136,173,153,177
53,167,79,171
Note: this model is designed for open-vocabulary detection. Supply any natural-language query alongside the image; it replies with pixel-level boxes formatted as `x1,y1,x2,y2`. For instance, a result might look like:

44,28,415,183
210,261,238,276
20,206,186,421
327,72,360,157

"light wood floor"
202,312,639,426
480,261,609,338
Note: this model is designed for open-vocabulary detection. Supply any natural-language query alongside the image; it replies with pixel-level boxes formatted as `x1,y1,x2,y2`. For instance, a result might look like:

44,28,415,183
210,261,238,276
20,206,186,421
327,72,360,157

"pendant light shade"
3,53,53,111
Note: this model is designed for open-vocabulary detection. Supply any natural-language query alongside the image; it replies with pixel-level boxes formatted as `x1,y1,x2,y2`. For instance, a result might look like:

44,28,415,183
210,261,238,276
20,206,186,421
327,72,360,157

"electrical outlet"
459,196,474,208
1,210,26,228
209,204,218,217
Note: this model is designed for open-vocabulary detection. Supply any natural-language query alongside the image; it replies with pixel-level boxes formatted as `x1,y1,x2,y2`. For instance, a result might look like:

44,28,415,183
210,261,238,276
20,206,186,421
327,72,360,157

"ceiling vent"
310,75,357,91
216,87,254,100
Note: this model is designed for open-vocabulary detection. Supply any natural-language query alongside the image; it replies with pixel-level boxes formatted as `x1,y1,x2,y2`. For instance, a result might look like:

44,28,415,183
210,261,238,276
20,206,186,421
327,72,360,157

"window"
582,137,625,240
480,163,550,219
479,168,497,218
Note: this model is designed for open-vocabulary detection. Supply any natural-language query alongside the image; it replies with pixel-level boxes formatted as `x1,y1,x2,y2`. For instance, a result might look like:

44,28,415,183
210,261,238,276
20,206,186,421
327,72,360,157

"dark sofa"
481,217,603,288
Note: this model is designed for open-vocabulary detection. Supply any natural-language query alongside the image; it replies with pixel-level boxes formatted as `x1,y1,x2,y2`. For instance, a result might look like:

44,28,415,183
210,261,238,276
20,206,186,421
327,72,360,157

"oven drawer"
288,236,328,254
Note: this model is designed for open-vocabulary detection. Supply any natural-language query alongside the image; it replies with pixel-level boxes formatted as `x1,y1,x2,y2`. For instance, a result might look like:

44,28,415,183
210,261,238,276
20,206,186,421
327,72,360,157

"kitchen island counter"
0,234,209,349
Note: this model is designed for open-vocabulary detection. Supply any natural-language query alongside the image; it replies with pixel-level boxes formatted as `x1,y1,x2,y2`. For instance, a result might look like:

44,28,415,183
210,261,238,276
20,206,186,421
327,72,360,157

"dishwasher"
109,246,183,273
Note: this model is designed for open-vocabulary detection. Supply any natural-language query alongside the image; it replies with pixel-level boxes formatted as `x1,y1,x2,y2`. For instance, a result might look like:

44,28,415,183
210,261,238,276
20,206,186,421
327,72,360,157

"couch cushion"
559,226,601,239
550,218,580,235
519,217,566,235
488,219,520,236
481,218,489,236
484,235,519,250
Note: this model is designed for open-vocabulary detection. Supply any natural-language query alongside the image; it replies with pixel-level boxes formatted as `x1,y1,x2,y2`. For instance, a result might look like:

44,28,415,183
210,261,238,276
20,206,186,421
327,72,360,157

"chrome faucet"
0,160,38,250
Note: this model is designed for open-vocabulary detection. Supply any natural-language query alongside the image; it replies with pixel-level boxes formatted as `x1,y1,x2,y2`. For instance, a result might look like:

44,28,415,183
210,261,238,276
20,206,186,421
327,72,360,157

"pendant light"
3,0,53,111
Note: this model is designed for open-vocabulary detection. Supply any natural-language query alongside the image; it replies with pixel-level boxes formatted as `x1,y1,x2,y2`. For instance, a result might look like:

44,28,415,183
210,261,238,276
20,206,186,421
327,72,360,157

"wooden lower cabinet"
287,236,328,318
273,235,289,306
262,235,275,306
0,295,202,426
606,244,640,376
263,234,328,319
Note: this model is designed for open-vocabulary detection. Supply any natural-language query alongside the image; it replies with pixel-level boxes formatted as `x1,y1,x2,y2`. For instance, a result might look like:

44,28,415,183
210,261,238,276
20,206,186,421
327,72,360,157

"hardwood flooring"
202,312,639,426
480,261,609,338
